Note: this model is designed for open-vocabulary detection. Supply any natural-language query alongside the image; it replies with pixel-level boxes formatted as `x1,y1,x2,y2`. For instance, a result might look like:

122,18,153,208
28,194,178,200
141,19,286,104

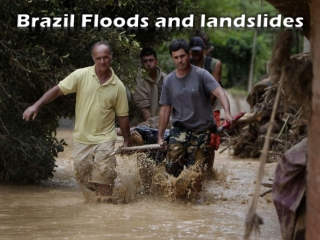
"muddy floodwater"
0,128,281,240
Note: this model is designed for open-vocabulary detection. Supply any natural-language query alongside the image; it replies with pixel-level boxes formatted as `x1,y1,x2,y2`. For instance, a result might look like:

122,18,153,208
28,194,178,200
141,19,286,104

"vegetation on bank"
156,0,304,90
0,0,196,183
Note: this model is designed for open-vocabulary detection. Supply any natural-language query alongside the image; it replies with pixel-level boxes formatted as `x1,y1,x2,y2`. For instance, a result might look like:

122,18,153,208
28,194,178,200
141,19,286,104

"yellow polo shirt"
58,66,129,144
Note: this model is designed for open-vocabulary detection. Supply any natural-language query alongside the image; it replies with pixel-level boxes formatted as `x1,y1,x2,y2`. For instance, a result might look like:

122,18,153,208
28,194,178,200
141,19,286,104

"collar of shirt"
91,65,116,86
138,66,161,84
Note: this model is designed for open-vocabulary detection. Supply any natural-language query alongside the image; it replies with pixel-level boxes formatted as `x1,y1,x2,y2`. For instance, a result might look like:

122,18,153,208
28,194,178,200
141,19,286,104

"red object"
210,110,221,150
217,111,246,132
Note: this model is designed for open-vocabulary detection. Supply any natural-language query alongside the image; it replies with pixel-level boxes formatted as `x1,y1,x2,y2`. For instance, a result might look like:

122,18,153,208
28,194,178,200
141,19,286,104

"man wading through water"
22,41,131,200
189,36,223,171
157,39,233,178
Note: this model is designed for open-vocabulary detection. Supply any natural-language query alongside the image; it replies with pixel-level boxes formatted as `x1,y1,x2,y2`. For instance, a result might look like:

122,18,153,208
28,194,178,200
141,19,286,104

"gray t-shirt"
160,65,221,131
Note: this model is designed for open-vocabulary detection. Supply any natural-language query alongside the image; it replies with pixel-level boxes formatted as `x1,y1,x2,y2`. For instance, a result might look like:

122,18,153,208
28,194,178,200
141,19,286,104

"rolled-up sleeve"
132,78,150,109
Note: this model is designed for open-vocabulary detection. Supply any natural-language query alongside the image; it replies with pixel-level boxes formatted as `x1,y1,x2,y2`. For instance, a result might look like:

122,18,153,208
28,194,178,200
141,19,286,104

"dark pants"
165,124,211,177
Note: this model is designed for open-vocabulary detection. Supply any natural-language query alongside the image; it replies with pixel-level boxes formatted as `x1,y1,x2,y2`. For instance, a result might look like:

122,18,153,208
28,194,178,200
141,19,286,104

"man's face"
141,55,158,72
171,49,191,70
92,44,113,71
191,49,204,61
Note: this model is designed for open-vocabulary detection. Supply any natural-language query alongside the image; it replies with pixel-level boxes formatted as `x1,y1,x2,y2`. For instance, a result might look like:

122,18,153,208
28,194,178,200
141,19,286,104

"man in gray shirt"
157,39,233,177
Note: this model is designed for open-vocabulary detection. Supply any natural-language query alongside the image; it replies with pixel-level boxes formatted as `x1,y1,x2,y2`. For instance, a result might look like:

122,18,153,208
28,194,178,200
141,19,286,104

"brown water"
0,129,281,240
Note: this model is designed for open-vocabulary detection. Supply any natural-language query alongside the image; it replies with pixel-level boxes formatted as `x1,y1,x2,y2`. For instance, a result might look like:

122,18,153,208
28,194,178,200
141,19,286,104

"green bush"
0,0,196,183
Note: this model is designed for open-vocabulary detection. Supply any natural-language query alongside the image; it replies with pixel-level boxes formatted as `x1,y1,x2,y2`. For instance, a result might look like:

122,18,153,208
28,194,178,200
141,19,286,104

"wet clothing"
73,141,117,191
132,67,167,119
209,110,221,150
165,124,211,177
190,57,222,150
58,65,128,193
59,66,129,144
160,65,220,176
160,65,220,131
272,138,307,240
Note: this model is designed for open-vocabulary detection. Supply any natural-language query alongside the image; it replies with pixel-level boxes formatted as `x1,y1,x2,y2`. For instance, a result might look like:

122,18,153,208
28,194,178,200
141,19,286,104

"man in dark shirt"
189,36,224,171
157,39,233,177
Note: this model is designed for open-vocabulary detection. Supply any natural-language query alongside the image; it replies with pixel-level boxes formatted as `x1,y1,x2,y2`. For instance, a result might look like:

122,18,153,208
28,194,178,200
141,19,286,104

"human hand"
22,105,40,121
123,136,132,148
225,112,235,124
158,138,167,151
115,137,133,156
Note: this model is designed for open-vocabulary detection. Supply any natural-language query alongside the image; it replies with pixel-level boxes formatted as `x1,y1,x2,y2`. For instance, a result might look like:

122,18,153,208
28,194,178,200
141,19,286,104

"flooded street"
0,128,281,240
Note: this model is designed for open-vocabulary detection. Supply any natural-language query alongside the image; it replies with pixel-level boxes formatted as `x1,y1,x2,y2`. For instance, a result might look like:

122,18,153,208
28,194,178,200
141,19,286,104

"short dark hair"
140,47,157,60
91,41,112,55
169,39,189,55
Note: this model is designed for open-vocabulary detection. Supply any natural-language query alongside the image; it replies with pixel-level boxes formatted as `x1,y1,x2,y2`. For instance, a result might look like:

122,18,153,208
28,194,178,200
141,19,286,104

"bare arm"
210,60,222,105
212,87,233,122
157,105,171,144
117,116,131,147
23,85,63,121
140,107,151,121
212,60,222,84
115,127,135,136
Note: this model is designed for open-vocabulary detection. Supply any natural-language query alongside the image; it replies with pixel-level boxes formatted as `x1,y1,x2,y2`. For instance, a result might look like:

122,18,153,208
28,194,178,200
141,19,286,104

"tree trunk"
247,28,257,93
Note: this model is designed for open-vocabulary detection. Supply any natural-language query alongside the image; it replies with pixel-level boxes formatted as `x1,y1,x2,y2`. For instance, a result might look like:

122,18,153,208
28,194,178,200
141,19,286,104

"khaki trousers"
72,141,117,190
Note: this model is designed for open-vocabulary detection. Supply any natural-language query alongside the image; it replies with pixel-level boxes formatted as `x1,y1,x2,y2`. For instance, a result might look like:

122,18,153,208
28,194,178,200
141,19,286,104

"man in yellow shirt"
23,41,131,198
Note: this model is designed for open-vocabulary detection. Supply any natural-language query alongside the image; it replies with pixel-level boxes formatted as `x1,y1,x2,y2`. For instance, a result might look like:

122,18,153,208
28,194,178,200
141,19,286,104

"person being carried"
189,36,223,171
132,47,167,122
22,41,131,198
157,39,233,178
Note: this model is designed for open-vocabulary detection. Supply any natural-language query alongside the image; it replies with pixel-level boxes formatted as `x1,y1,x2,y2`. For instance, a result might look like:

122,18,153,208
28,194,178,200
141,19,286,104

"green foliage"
202,0,305,89
156,0,304,90
0,0,196,183
193,0,277,89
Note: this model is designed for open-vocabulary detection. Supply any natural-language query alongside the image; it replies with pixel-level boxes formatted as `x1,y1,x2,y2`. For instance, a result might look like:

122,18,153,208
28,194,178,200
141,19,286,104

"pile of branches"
224,31,311,160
